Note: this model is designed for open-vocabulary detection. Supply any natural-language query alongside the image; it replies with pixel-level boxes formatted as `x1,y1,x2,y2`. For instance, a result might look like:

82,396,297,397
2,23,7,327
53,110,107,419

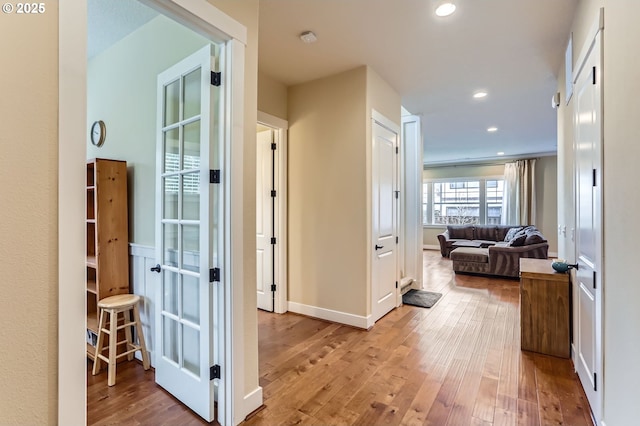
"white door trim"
58,2,250,425
257,111,288,314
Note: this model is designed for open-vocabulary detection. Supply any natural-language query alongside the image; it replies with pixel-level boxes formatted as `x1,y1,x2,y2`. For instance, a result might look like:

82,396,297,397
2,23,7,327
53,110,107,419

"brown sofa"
437,225,549,278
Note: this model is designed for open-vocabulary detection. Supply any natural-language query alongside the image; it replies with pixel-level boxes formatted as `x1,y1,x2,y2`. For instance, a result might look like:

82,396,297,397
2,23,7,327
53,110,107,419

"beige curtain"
502,159,536,225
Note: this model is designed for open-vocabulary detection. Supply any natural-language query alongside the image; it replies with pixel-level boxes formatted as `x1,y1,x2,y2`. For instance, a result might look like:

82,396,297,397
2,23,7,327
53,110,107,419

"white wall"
557,1,640,424
422,157,558,254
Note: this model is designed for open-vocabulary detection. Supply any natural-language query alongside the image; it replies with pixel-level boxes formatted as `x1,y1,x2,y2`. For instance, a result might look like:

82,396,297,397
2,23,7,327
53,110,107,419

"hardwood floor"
88,250,593,425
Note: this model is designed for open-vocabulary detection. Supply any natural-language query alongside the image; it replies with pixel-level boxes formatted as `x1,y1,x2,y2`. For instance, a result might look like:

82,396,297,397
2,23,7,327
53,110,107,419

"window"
423,178,504,225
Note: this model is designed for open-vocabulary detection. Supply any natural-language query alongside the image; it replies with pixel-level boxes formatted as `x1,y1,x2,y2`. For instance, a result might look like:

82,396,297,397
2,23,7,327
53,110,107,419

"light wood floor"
88,250,593,425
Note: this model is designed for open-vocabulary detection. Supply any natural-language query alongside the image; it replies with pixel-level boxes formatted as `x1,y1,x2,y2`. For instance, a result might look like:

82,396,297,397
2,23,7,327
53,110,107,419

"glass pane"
182,172,200,221
162,315,179,364
183,68,201,120
182,225,200,273
182,274,199,324
163,176,179,220
163,224,179,268
183,121,201,169
182,324,200,376
162,270,179,315
164,79,180,126
164,128,180,173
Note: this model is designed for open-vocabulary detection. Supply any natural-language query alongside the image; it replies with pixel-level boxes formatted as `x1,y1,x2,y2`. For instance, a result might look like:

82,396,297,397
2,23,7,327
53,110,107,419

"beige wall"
258,71,288,120
557,1,640,423
422,158,558,254
0,5,59,424
288,66,369,316
87,15,210,245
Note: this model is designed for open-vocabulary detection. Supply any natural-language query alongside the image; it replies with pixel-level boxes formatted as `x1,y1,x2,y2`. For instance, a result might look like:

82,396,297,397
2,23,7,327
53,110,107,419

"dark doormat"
402,289,443,309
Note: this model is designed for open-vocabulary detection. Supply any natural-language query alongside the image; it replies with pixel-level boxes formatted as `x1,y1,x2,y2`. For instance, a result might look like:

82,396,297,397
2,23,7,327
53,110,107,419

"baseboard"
288,301,370,329
423,244,439,250
549,251,559,258
240,386,263,421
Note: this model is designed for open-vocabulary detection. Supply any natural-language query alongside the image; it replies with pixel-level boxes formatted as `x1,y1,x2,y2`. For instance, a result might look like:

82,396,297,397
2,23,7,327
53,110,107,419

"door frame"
571,8,604,423
58,2,249,425
370,110,401,325
257,111,288,314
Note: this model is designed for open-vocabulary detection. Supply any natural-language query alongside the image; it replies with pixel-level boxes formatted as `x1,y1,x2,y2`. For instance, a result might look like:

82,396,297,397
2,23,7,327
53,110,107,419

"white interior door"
574,32,602,421
256,128,274,311
372,116,399,323
154,44,221,422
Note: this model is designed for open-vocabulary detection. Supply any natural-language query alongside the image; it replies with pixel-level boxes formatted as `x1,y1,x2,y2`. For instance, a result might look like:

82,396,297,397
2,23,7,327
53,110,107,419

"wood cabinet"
519,258,570,358
86,159,130,360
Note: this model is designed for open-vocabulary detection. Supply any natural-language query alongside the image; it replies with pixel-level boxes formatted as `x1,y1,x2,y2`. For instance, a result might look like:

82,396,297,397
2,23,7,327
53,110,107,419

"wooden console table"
519,258,570,358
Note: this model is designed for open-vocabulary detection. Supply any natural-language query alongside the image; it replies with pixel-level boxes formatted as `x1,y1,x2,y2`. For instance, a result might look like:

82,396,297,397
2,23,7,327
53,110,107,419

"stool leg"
107,309,118,386
133,303,150,370
123,308,134,362
92,309,107,375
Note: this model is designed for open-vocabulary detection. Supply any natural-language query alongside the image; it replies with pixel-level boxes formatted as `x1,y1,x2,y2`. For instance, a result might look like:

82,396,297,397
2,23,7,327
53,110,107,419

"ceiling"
88,0,578,165
258,0,578,165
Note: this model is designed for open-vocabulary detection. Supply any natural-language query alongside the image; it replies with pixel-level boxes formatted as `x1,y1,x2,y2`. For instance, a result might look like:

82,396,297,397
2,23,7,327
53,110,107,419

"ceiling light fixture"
299,31,318,44
473,91,488,99
487,127,498,132
497,152,505,156
435,1,456,17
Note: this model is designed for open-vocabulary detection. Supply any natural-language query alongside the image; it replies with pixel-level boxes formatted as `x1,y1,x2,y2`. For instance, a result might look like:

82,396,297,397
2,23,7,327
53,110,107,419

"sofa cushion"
495,225,514,241
475,226,498,241
450,247,489,263
447,225,474,240
504,226,523,242
509,231,528,246
524,230,547,245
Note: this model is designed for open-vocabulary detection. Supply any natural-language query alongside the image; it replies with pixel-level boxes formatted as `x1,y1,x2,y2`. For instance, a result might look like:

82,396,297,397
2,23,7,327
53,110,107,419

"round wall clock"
90,120,106,147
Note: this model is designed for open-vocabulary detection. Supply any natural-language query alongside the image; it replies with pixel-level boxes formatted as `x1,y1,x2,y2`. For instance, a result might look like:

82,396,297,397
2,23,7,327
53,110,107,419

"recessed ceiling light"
487,127,498,132
497,152,505,156
299,31,317,44
473,91,488,99
435,1,456,17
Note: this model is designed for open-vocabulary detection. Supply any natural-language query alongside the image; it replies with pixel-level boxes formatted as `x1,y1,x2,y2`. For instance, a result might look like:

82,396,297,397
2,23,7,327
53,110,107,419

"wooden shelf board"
86,343,96,361
87,280,97,294
87,314,98,333
86,256,97,267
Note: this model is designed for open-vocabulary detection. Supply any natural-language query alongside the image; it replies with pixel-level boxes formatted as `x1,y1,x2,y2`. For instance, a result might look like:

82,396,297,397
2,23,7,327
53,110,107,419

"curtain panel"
502,159,536,225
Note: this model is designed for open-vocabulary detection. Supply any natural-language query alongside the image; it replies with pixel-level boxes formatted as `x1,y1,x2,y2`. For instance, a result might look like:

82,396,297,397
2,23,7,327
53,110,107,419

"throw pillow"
504,227,522,242
509,234,527,246
447,225,473,240
524,230,546,245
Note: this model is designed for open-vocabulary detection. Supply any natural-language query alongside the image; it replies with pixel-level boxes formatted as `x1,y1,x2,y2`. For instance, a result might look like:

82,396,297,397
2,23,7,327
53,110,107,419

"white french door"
371,114,399,323
574,31,603,422
154,44,222,422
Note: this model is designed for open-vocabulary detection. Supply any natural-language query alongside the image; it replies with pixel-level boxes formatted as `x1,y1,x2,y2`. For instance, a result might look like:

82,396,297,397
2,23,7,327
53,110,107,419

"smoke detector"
299,31,318,44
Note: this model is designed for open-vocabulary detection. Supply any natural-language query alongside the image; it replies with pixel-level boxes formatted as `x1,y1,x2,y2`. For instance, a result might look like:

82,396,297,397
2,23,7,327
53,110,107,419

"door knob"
150,264,161,273
375,245,384,250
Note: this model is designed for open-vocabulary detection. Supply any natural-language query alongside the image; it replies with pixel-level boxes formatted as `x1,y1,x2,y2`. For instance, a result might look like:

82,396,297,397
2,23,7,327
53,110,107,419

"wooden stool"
92,294,150,386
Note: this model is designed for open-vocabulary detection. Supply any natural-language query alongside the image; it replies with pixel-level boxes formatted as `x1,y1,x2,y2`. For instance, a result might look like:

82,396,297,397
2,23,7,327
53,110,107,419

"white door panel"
256,129,273,311
372,118,398,323
574,31,602,422
155,44,220,422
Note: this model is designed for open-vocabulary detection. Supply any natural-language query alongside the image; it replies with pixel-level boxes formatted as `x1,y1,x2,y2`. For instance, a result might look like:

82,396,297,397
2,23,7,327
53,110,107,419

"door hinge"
593,270,596,289
395,146,399,154
396,236,399,244
211,71,221,87
271,190,277,198
210,364,221,380
270,237,277,245
594,372,597,391
271,284,277,292
210,169,220,184
592,169,597,186
395,281,398,289
271,142,277,150
592,66,597,85
210,267,220,283
395,190,399,199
